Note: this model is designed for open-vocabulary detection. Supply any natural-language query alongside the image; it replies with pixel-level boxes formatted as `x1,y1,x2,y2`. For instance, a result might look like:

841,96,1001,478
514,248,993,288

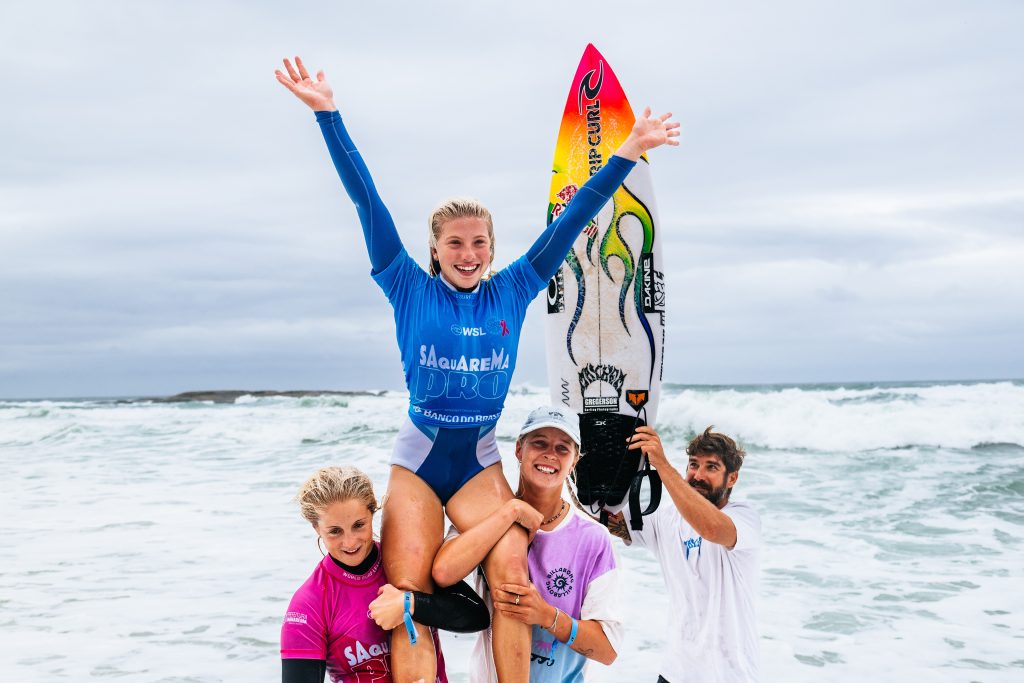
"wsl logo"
449,318,510,336
451,324,486,336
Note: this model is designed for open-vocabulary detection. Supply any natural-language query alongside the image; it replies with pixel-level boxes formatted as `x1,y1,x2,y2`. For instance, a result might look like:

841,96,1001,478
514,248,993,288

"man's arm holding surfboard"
525,107,680,281
598,433,740,547
275,56,403,273
628,426,738,547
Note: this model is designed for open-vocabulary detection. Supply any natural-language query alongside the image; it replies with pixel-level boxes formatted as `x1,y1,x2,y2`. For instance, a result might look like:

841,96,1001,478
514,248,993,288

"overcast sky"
1,1,1022,398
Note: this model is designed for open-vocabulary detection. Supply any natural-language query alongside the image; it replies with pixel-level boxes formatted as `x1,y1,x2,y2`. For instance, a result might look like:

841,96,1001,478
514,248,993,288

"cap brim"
519,422,582,448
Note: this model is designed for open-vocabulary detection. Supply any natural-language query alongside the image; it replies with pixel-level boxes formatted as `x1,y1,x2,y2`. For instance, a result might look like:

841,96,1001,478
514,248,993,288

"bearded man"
604,426,761,683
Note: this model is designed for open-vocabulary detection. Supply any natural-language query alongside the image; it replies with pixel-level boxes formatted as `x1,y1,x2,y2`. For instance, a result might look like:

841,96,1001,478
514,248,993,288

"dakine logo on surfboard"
641,253,666,313
578,363,625,412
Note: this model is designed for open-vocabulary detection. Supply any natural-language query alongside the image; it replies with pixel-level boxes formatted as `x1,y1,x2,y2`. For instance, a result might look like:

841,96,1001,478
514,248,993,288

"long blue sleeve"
526,154,637,281
314,110,403,273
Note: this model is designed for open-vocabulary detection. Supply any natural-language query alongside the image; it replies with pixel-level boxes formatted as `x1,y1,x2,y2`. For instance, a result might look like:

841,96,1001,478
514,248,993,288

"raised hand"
274,56,336,112
615,107,680,161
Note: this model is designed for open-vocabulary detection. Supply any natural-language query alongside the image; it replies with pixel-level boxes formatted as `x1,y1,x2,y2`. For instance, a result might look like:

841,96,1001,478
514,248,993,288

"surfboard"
544,44,665,520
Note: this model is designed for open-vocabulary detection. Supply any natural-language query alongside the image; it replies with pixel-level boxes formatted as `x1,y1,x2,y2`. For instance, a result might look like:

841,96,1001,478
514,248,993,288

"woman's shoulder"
484,256,544,295
287,559,330,610
559,509,619,582
566,507,615,547
371,248,430,294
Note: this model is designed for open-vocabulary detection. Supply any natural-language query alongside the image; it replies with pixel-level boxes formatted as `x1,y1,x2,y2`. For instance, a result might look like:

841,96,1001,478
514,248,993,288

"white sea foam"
1,382,1022,681
658,380,1024,451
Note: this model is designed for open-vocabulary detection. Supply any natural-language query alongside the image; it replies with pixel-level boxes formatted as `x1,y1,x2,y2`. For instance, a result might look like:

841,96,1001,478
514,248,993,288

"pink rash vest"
281,542,447,683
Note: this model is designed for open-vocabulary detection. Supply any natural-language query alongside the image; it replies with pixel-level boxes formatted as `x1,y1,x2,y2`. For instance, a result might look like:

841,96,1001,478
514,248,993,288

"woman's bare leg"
447,464,530,683
382,465,444,683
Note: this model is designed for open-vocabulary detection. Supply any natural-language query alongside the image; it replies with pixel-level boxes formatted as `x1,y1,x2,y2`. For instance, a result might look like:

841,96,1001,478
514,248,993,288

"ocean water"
2,381,1022,682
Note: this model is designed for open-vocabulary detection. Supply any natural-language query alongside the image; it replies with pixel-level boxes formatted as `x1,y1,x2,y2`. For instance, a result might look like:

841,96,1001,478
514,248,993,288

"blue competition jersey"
373,251,543,427
314,110,635,430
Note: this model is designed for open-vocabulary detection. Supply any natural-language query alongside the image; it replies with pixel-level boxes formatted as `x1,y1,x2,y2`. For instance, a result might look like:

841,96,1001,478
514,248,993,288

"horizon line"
2,376,1021,402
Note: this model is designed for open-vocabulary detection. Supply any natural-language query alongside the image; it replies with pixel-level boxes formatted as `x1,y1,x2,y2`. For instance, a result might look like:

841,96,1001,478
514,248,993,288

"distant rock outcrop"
133,390,385,404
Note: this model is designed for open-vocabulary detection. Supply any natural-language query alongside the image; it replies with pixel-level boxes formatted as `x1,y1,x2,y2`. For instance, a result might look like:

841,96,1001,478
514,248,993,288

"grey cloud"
2,0,1023,397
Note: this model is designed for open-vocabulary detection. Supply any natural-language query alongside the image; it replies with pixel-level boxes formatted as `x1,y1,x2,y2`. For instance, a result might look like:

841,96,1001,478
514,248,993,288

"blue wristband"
403,592,417,645
566,617,579,647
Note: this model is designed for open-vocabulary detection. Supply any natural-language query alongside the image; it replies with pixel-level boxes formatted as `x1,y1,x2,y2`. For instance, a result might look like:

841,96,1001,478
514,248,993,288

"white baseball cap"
518,405,582,448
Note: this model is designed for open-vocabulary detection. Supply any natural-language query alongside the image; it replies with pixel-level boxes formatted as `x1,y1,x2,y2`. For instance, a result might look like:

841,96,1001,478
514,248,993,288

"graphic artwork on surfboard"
544,44,665,519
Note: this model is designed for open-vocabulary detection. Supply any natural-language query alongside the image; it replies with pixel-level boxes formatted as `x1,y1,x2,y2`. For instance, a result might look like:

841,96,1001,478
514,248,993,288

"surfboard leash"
622,405,663,531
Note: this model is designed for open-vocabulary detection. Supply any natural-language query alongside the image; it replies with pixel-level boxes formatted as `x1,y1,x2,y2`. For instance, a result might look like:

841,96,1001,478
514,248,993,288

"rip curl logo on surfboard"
576,60,604,115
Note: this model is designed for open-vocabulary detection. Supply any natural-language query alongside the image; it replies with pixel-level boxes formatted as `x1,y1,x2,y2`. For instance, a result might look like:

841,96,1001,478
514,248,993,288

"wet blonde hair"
294,466,378,526
428,197,495,278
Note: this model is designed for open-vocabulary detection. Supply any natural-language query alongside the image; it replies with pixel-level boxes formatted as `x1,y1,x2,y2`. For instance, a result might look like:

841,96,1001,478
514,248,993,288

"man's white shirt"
623,498,761,682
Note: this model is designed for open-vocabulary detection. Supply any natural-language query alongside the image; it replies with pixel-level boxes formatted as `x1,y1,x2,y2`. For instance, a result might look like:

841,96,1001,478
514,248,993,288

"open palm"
613,107,680,161
275,56,335,111
631,107,680,151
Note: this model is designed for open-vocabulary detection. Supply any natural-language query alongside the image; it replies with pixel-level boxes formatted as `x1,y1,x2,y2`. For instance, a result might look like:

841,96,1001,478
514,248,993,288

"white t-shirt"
451,506,623,682
624,498,761,683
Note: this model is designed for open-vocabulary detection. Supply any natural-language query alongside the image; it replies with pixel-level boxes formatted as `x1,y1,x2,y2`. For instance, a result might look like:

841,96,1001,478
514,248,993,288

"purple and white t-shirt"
281,543,447,683
466,506,623,683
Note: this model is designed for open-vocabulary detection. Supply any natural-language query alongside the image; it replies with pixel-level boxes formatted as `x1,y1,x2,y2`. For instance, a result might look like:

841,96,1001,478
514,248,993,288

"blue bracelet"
566,617,579,647
403,592,417,645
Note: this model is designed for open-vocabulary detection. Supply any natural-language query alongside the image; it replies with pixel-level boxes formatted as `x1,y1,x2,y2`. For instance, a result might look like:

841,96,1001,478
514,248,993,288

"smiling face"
686,452,739,508
515,426,579,492
431,216,493,291
314,498,375,566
